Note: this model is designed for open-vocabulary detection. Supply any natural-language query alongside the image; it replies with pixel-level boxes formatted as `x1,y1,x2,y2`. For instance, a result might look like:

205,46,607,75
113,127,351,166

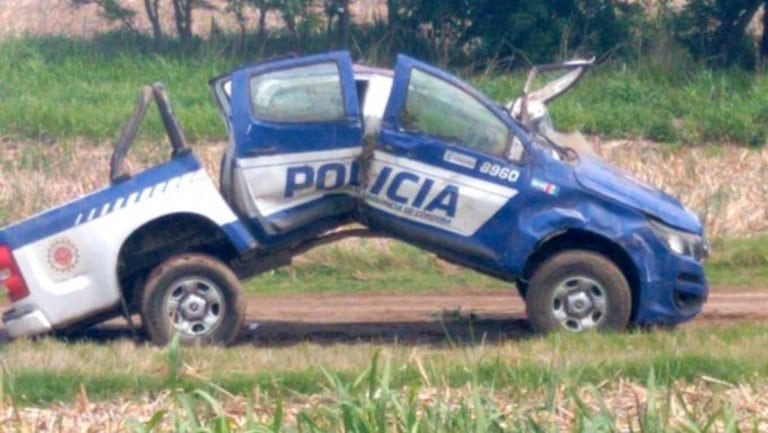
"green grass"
706,266,768,288
244,241,501,295
477,66,768,147
4,322,768,406
705,236,768,288
1,36,768,146
241,235,768,296
5,355,740,404
9,356,759,431
0,37,239,142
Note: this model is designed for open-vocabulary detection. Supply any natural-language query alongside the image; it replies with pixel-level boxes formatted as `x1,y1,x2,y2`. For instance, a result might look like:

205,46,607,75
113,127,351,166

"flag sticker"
531,178,560,196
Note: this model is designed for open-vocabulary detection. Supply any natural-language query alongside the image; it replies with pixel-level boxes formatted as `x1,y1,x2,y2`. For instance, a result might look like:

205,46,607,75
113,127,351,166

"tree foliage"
71,0,768,69
71,0,213,48
675,0,765,68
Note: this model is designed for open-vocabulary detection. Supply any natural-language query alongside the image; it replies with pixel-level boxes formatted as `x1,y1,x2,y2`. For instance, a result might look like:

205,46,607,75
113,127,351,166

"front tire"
525,250,631,334
140,254,245,346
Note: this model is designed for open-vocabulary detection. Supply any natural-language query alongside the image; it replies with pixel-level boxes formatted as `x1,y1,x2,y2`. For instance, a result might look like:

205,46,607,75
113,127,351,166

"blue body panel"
221,51,707,327
574,155,701,233
228,51,364,235
369,56,534,273
230,51,363,158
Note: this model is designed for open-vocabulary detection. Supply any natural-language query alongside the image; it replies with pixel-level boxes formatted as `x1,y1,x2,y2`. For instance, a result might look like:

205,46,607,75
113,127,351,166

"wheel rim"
164,277,225,338
551,276,607,332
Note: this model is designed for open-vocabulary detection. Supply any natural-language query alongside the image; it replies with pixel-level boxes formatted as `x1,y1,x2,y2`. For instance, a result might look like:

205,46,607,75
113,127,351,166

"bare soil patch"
1,288,765,346
245,289,768,323
236,289,768,345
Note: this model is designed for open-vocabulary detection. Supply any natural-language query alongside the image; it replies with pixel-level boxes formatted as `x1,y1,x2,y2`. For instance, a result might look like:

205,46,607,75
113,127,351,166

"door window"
400,69,509,157
250,62,346,123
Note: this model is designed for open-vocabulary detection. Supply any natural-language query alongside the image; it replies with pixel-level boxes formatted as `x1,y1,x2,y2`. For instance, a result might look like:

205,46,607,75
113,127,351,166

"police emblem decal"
48,239,79,272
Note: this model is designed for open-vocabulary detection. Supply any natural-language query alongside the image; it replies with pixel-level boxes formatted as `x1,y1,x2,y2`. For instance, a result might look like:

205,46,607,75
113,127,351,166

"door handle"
244,146,280,156
382,143,414,157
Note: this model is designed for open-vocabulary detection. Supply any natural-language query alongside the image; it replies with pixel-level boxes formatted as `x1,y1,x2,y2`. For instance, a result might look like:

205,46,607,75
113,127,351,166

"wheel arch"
116,212,241,308
521,228,642,321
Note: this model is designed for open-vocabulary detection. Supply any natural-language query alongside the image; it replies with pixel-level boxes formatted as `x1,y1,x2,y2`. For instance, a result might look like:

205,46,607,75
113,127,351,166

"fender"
510,197,652,283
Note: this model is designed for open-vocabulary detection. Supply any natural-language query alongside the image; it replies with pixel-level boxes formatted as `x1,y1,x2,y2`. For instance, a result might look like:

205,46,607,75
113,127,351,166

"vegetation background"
3,1,768,431
1,0,768,237
48,0,768,70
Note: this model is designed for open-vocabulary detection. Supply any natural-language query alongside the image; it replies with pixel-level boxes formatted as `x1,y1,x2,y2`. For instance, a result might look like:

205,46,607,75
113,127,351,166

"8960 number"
479,162,519,182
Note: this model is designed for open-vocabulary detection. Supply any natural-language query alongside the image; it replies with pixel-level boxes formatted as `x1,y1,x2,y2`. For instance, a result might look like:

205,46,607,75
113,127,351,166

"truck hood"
574,155,701,233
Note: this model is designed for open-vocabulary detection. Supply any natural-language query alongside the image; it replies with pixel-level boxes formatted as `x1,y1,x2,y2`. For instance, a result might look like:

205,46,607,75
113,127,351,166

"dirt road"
1,289,765,346
245,290,768,322
234,290,768,345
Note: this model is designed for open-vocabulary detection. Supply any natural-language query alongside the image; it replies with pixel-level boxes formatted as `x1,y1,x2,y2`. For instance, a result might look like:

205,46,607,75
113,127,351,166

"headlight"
648,219,708,261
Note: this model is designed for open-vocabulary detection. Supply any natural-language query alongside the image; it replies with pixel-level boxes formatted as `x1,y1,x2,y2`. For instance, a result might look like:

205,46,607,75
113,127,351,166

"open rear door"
226,51,363,235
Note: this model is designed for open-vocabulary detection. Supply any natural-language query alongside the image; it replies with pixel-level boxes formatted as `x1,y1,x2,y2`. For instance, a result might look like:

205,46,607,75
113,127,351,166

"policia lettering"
368,167,457,217
284,162,459,218
284,163,361,198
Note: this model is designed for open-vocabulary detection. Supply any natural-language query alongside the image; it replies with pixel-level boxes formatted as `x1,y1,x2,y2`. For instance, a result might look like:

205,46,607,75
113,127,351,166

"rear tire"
140,253,245,346
525,250,631,334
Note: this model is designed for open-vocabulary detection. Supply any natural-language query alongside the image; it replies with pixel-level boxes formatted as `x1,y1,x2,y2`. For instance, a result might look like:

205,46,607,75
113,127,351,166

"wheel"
140,253,245,346
525,250,631,334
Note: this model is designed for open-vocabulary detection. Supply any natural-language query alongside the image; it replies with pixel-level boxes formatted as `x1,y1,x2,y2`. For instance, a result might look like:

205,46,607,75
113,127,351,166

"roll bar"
110,83,190,184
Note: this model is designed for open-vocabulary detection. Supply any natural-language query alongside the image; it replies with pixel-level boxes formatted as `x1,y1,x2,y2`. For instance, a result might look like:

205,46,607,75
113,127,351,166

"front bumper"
634,252,708,327
2,305,52,338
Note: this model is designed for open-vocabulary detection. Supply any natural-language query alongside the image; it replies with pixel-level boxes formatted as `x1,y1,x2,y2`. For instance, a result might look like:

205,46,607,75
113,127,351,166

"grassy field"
244,240,500,295
706,236,768,288
3,323,768,429
237,235,768,296
1,36,768,146
2,35,768,431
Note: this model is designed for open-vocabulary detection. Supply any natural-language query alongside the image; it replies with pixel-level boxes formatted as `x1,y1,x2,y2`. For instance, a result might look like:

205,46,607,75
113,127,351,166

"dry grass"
594,138,768,236
2,379,768,432
0,137,225,226
0,0,386,40
0,137,763,237
4,323,768,429
3,322,768,383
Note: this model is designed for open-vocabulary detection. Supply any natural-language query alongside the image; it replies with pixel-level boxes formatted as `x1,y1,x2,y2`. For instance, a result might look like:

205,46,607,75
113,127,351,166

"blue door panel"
369,54,533,273
230,51,362,157
379,129,528,189
228,51,363,235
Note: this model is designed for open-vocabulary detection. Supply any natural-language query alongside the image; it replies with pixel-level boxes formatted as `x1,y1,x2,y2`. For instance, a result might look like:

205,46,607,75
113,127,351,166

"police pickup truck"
0,51,709,345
